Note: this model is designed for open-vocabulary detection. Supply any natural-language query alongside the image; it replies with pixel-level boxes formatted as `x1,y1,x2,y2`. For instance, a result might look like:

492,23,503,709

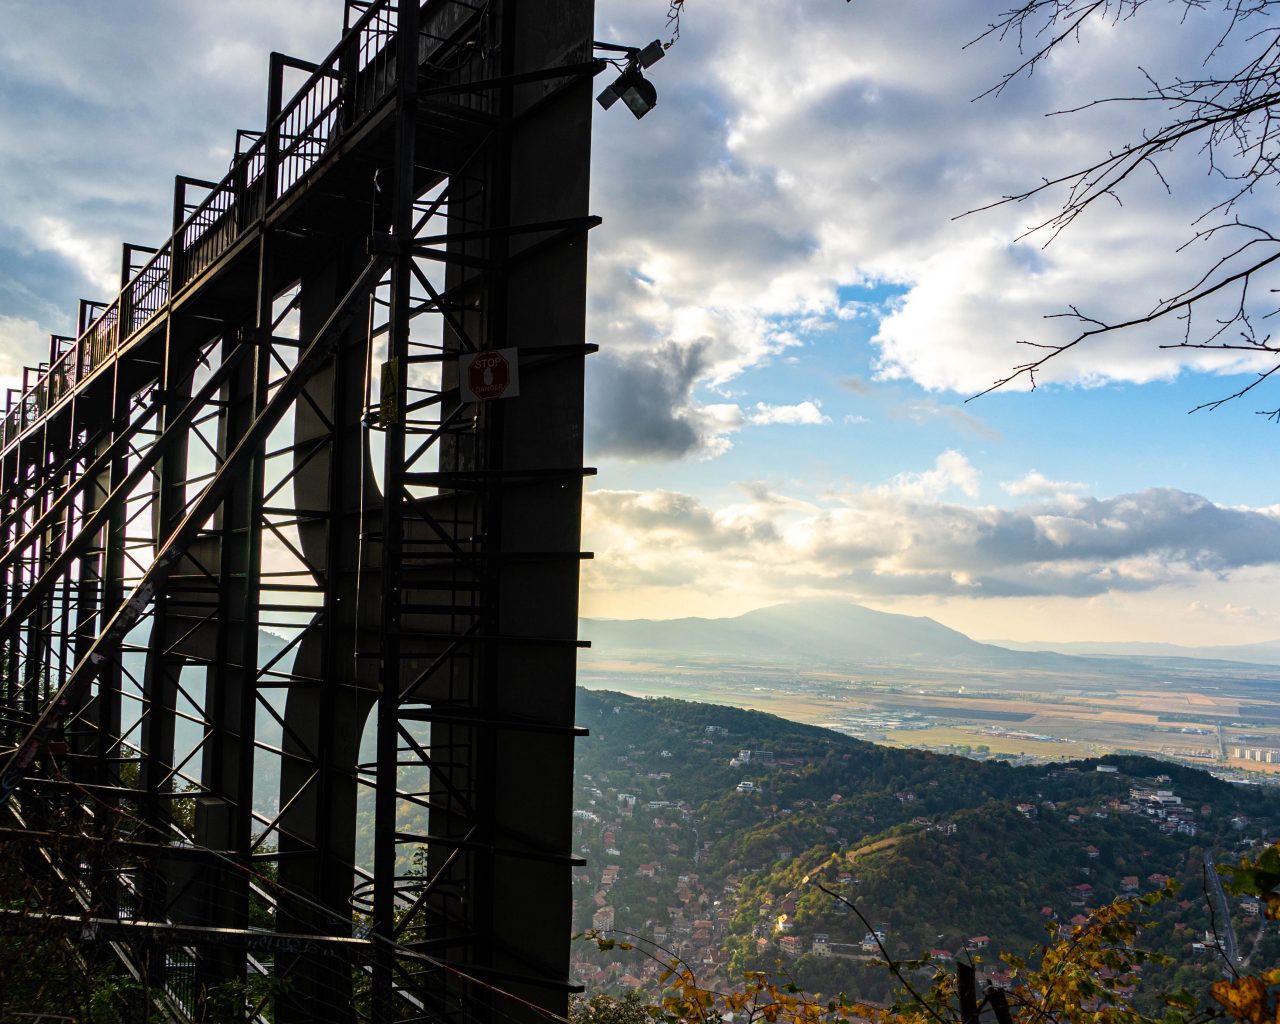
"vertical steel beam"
373,4,421,1019
275,251,371,1024
194,318,260,992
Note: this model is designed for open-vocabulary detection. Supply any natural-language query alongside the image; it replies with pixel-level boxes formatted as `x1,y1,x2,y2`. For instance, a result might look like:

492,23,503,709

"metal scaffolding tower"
0,2,597,1021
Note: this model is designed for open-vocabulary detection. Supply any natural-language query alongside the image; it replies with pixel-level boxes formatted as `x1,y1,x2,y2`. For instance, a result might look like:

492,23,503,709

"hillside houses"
1069,882,1094,901
570,693,1279,1006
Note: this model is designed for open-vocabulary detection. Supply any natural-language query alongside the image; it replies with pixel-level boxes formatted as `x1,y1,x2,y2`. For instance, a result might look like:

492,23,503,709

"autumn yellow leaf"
1212,976,1271,1024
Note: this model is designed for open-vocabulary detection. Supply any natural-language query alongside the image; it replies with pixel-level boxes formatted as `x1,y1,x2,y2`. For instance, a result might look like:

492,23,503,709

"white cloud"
890,396,1000,440
1002,470,1090,499
877,449,981,501
0,2,336,367
0,316,34,387
583,477,1280,619
12,2,1272,461
748,400,829,425
1186,600,1265,623
587,0,1280,456
32,215,118,296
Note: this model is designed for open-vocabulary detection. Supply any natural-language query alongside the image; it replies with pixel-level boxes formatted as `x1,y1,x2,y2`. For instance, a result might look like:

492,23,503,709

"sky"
4,1,1280,645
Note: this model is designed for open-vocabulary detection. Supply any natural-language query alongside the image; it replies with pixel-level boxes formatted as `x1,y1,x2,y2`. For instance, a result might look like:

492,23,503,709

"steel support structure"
0,3,596,1022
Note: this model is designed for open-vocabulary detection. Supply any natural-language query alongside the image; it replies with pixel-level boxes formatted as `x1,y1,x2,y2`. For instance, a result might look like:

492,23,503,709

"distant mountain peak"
581,599,1008,666
580,601,1280,672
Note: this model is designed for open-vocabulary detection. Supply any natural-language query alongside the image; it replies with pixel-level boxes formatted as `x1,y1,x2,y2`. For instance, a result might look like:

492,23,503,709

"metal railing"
1,0,402,452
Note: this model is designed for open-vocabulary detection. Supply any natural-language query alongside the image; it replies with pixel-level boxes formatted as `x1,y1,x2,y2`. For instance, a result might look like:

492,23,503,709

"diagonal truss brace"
0,254,390,807
0,350,242,593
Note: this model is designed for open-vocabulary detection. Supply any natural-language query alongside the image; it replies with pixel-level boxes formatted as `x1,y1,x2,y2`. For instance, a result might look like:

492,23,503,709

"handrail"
169,0,397,283
1,0,401,454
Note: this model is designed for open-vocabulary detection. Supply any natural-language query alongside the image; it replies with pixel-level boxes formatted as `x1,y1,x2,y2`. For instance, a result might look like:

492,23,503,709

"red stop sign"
467,351,510,399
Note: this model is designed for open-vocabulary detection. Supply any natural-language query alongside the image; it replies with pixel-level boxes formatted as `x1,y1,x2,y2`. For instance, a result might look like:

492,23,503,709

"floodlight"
618,72,658,119
635,39,666,68
594,39,664,119
597,66,658,119
596,79,622,111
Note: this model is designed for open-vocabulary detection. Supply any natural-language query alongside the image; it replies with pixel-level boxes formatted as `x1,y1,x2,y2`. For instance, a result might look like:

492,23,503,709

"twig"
1202,859,1241,980
809,878,951,1024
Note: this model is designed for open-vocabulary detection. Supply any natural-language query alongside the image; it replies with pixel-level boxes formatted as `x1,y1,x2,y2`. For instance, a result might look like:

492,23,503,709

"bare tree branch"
966,1,1280,413
968,238,1280,400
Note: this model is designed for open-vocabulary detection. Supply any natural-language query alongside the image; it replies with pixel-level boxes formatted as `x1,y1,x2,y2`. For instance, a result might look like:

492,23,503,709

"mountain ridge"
580,597,1280,672
985,635,1280,666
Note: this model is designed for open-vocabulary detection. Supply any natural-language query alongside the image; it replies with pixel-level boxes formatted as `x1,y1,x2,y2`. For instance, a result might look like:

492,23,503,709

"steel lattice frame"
0,3,596,1022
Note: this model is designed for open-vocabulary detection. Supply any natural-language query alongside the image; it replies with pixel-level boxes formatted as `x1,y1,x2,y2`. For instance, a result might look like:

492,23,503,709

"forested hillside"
571,690,1280,1005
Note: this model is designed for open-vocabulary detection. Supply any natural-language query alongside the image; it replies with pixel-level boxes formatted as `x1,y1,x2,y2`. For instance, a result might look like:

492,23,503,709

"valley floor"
578,655,1280,785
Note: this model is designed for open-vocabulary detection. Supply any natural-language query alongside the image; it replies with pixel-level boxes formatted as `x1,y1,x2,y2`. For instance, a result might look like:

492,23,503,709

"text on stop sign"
459,347,521,401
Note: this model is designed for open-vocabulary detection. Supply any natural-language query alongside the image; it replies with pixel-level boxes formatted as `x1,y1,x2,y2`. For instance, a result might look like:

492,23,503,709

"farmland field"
578,653,1280,783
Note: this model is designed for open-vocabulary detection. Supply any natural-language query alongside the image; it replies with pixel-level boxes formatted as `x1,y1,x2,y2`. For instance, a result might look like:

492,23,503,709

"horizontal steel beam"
0,909,374,960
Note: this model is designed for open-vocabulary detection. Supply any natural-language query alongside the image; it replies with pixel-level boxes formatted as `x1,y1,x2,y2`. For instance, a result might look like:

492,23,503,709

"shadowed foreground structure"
0,2,597,1021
